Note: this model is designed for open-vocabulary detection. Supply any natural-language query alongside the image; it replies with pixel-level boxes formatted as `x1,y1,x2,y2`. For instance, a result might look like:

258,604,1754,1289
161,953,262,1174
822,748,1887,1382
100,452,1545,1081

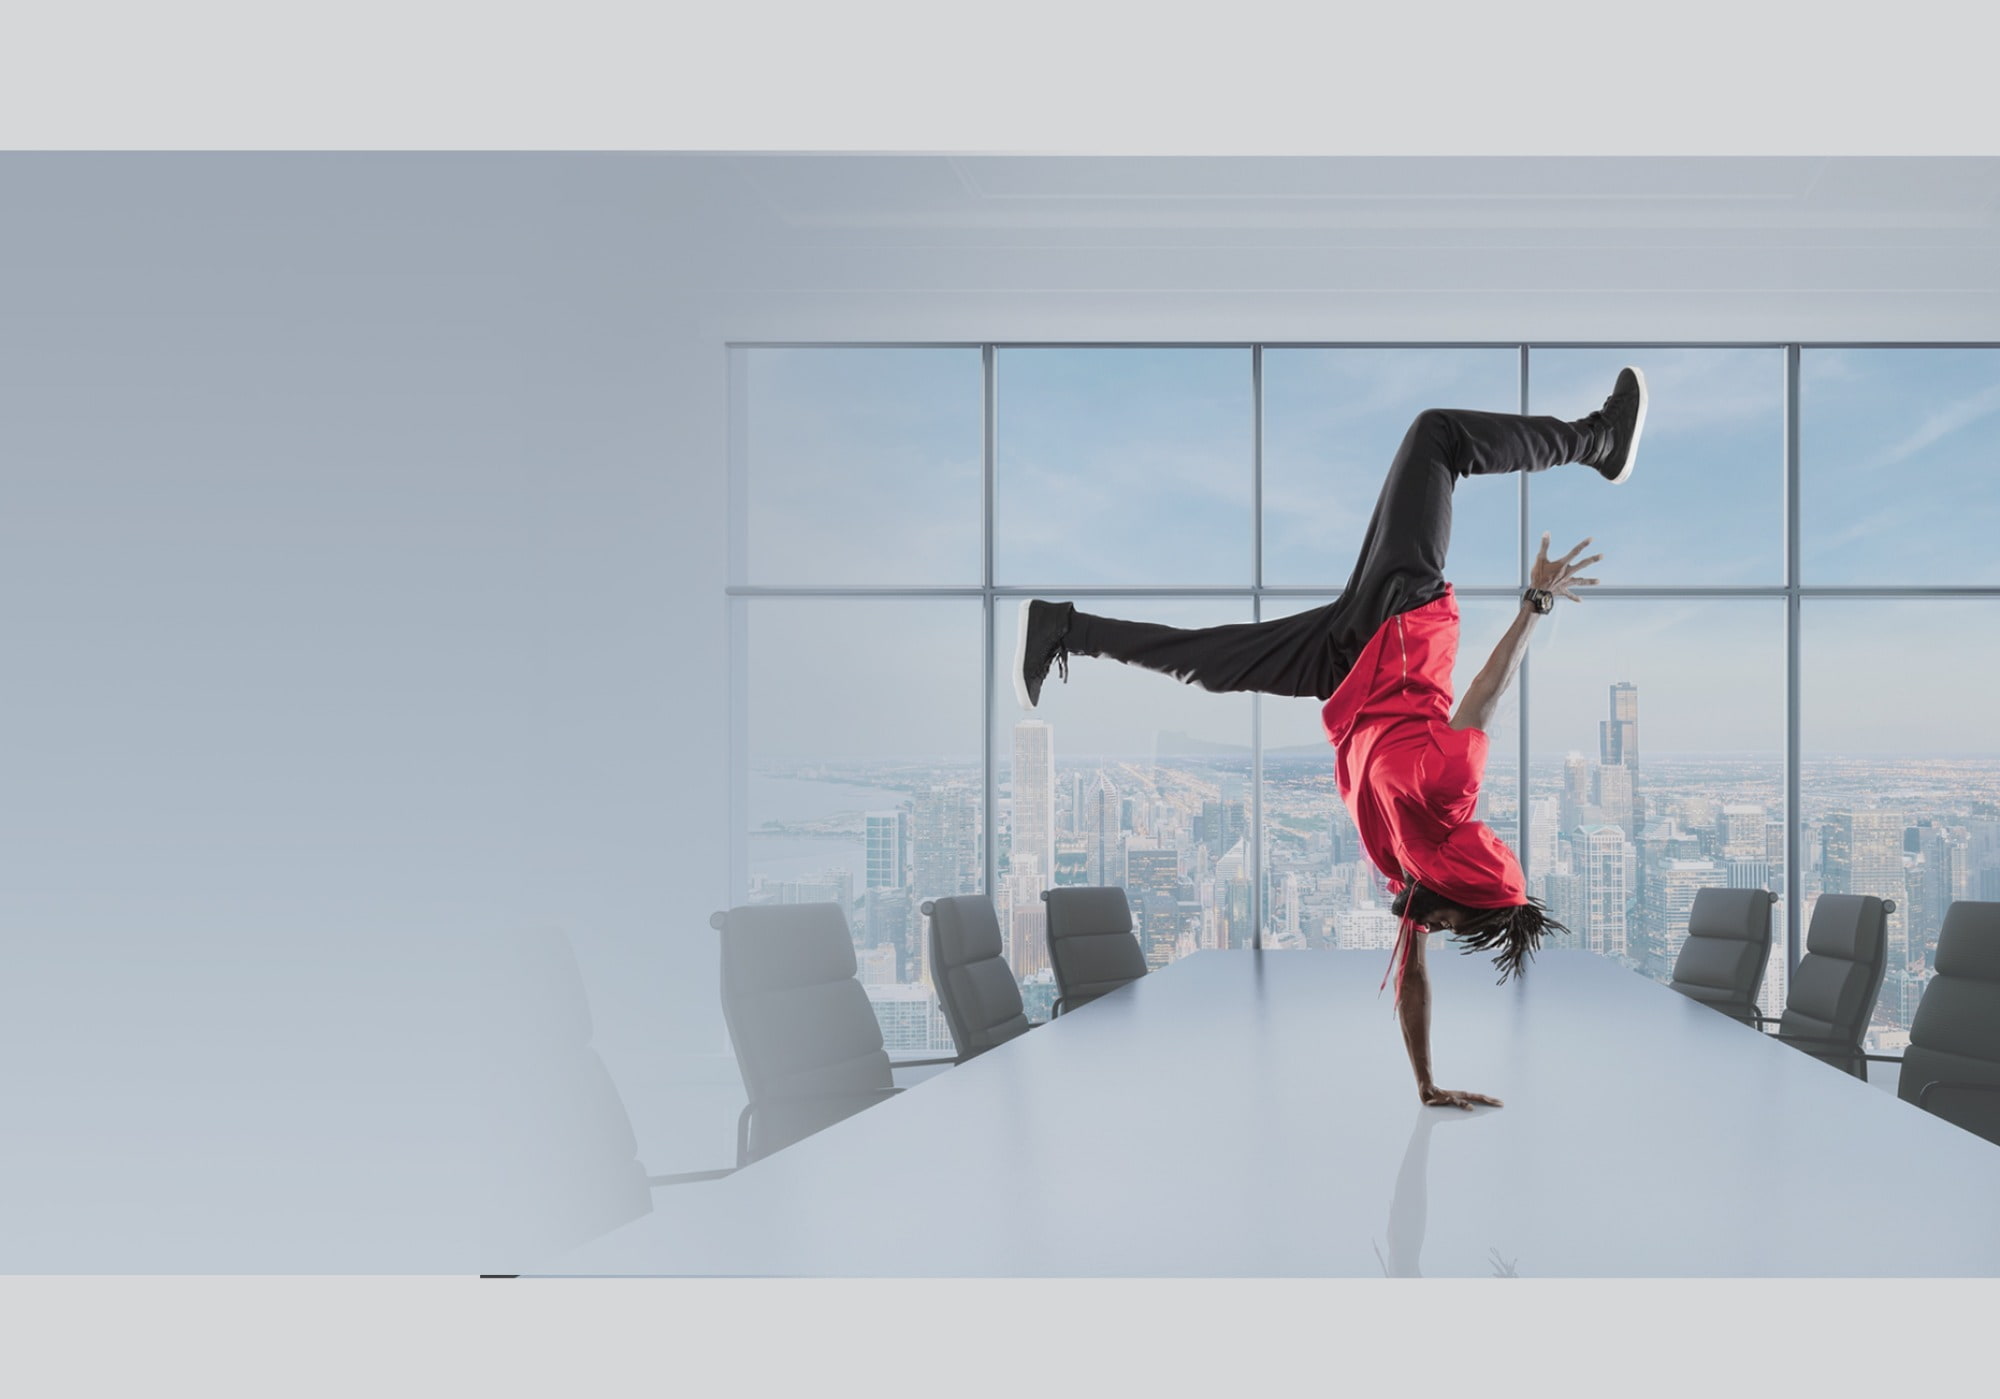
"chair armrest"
1771,1032,1862,1054
1769,1035,1904,1066
648,1167,736,1186
1916,1080,2000,1146
1918,1080,2000,1110
738,1088,904,1166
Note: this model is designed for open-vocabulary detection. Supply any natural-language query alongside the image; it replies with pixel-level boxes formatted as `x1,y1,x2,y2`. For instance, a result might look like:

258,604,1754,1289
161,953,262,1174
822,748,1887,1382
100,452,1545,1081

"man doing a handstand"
1012,368,1648,1108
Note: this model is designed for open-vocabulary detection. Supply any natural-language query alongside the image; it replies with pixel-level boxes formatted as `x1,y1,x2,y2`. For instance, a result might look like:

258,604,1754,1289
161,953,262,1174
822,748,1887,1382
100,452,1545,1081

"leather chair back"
716,903,893,1161
1899,901,2000,1146
925,895,1032,1061
1042,886,1148,1015
1667,887,1774,1026
1777,894,1891,1074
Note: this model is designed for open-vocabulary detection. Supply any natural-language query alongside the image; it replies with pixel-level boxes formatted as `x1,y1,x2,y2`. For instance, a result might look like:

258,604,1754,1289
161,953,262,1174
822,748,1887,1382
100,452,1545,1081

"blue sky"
743,346,2000,761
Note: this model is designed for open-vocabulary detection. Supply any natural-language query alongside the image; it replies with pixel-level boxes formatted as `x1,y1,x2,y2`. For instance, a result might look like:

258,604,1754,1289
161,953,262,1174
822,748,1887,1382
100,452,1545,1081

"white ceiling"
664,157,2000,339
721,156,2000,233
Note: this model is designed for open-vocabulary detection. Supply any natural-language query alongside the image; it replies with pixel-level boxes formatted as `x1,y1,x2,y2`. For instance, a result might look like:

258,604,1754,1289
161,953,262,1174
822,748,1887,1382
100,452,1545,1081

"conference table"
539,949,2000,1277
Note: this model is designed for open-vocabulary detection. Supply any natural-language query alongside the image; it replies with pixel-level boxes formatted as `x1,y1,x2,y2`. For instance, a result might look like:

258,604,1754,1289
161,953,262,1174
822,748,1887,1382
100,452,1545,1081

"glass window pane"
1262,349,1522,587
993,349,1253,586
1528,348,1785,586
1261,597,1521,950
743,348,983,585
1526,600,1786,996
994,598,1254,1013
1802,348,2000,584
744,598,985,1057
1803,601,2000,1069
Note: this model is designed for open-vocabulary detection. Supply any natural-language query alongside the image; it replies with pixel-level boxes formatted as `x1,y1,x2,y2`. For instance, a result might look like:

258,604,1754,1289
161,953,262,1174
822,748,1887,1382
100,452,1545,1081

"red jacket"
1319,585,1526,913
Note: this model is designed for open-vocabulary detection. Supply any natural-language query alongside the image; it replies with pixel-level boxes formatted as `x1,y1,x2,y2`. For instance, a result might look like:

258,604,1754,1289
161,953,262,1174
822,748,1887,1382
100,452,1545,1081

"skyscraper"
1659,857,1724,965
1823,809,1910,1012
1576,823,1633,960
1600,681,1639,767
1561,751,1595,832
1125,846,1183,968
1084,772,1120,886
865,809,908,890
1529,796,1561,875
912,783,979,903
1011,720,1055,895
1721,804,1767,860
1822,810,1905,897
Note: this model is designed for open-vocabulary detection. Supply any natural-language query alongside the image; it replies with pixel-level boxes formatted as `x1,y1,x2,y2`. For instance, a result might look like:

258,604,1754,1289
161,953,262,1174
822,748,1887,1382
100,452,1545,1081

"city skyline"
750,675,2000,1069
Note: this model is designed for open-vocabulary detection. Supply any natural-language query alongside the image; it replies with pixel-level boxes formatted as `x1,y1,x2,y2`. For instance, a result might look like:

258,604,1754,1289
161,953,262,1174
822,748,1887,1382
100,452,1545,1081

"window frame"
726,341,2000,987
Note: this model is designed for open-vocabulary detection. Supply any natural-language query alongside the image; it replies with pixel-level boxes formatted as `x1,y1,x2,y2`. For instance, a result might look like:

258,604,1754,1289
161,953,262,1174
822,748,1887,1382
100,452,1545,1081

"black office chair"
1041,885,1148,1018
715,902,952,1167
1667,887,1775,1027
1896,900,2000,1147
1754,894,1892,1079
923,895,1034,1063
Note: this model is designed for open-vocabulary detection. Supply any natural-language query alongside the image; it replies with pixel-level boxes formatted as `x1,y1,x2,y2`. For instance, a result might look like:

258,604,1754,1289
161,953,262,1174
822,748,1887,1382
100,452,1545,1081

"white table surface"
538,949,2000,1277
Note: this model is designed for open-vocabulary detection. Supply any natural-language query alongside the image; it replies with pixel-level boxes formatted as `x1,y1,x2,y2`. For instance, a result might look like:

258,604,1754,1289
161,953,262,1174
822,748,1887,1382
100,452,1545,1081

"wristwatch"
1524,587,1555,615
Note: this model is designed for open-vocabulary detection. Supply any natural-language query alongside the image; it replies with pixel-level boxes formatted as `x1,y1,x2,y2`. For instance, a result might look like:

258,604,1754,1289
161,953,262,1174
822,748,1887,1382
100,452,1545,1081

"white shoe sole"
1604,365,1648,485
1013,598,1036,709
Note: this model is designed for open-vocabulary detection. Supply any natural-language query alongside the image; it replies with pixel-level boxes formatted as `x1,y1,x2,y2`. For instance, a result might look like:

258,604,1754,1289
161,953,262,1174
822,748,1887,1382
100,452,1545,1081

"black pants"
1064,407,1602,701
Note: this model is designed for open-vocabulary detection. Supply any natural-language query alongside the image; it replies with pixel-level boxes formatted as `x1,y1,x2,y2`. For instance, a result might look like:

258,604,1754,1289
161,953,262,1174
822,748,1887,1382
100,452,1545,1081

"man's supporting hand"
1420,1085,1504,1110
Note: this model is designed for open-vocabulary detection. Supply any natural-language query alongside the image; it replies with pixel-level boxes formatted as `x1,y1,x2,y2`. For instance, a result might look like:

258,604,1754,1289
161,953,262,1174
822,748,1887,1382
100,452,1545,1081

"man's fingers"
1569,552,1603,571
1558,537,1593,565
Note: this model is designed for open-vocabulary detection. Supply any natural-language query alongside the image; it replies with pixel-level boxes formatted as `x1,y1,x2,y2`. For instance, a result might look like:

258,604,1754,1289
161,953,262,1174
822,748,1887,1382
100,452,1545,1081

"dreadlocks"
1391,882,1570,984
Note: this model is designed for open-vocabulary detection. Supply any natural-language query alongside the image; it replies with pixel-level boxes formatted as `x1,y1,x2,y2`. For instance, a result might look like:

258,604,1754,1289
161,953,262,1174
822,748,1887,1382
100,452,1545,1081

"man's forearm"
1449,599,1538,732
1395,932,1434,1094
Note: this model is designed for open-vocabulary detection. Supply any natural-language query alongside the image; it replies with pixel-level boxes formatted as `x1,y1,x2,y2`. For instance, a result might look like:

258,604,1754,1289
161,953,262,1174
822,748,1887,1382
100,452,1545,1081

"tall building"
1594,763,1634,838
1600,681,1639,767
1005,863,1049,979
1757,912,1789,1024
1576,823,1633,960
1659,857,1724,966
1822,810,1906,898
1126,846,1184,969
1823,810,1911,1019
1721,804,1767,860
911,783,980,903
1727,857,1772,892
1012,720,1055,895
1337,906,1401,952
865,983,952,1057
865,809,908,889
1529,796,1561,875
1906,824,1956,970
855,944,898,986
1084,772,1120,886
1561,752,1595,832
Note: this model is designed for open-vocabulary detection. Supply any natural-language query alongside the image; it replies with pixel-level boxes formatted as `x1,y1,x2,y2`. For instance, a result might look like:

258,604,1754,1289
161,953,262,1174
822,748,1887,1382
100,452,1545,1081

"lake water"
747,773,913,884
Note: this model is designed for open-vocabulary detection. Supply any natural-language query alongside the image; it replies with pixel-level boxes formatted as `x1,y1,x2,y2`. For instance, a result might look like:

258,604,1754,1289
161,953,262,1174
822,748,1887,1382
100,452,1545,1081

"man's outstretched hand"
1531,532,1602,602
1420,1085,1504,1110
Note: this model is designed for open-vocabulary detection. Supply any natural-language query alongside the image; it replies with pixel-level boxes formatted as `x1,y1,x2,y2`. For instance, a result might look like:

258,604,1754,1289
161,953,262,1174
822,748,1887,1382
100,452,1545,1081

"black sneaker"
1013,599,1075,709
1583,365,1648,484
